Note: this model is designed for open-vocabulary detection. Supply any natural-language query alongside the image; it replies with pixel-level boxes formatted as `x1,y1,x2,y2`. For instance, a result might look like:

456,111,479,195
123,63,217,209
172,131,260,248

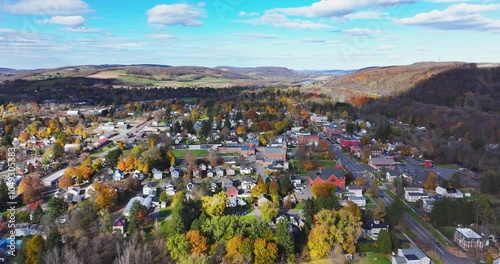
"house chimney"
374,219,380,224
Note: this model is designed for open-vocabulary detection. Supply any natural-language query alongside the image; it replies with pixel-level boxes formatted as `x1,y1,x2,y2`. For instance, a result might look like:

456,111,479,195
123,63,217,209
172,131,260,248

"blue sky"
0,0,499,69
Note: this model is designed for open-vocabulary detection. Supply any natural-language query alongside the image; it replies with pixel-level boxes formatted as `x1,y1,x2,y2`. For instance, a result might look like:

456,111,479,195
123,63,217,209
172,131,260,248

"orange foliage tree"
186,230,208,255
311,182,336,198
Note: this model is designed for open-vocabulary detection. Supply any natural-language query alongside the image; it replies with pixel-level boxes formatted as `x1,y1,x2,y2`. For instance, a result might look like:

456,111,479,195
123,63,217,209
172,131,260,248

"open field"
87,70,125,79
171,149,208,158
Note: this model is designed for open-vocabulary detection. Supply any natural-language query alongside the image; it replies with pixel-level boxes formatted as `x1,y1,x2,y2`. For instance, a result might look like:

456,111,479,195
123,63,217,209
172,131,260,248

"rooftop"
456,228,482,239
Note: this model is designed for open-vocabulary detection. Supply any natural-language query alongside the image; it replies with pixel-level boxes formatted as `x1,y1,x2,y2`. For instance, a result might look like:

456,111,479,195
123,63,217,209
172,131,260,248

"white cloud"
147,3,206,26
425,0,472,2
0,28,16,33
394,4,500,32
62,27,101,33
300,38,326,43
342,28,382,36
238,11,259,17
235,32,279,39
416,47,428,51
380,34,403,41
377,45,395,50
270,0,414,17
344,11,389,19
38,16,85,28
2,0,91,15
149,34,176,39
101,42,146,50
238,13,332,29
390,54,401,58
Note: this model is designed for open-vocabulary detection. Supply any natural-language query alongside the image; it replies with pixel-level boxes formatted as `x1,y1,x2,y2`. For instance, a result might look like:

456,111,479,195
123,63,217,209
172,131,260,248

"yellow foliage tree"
93,181,117,211
186,230,208,255
253,238,278,264
117,157,127,171
25,234,45,264
225,235,243,263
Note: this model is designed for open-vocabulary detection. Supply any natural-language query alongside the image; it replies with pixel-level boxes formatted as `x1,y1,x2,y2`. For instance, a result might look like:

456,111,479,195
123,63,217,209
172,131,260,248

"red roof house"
308,168,346,188
226,186,239,197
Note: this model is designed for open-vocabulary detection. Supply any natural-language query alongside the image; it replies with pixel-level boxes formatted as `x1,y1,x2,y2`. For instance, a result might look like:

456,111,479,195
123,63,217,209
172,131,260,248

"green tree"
166,234,189,260
0,179,8,209
386,196,405,227
260,201,279,222
375,230,392,254
45,228,62,250
253,238,278,264
105,149,122,168
46,197,67,220
202,191,226,217
52,143,63,159
275,219,295,263
31,205,43,224
128,201,146,235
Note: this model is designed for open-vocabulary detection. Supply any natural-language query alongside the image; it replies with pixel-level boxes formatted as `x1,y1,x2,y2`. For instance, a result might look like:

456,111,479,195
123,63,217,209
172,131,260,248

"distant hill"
296,69,356,76
323,62,468,97
0,67,18,73
215,66,298,77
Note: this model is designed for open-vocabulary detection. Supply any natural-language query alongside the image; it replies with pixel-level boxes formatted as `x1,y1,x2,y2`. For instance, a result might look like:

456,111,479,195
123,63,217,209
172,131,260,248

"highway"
321,135,473,264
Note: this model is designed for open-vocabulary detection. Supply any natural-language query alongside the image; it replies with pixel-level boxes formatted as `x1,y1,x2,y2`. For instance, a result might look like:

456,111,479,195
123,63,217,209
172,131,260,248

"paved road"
381,190,473,264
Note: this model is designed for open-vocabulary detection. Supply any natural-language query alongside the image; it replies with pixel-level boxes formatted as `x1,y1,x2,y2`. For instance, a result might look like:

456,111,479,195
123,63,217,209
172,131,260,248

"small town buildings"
369,156,396,171
345,185,363,197
340,137,360,148
112,218,127,235
348,196,366,207
215,166,225,177
122,197,144,217
165,182,176,196
391,246,431,264
143,183,156,197
169,167,180,179
63,143,80,152
422,198,435,213
404,187,428,202
222,178,233,189
226,186,238,197
454,228,484,249
152,168,163,180
362,219,390,240
241,176,256,190
435,186,464,198
297,135,320,146
386,170,400,183
226,167,236,176
240,167,253,175
113,170,124,181
308,168,346,188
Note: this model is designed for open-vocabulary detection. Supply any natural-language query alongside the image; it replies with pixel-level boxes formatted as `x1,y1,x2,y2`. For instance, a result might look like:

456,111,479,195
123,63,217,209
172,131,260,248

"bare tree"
113,236,153,264
41,247,63,264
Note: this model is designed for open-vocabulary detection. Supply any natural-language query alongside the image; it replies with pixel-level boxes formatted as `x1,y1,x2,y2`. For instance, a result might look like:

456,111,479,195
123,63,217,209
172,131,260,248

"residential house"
165,182,176,196
241,176,256,190
454,228,484,249
404,187,428,202
143,183,157,197
297,135,320,146
122,197,144,217
362,219,390,240
170,167,180,179
339,137,360,148
64,187,83,203
310,114,328,124
215,166,225,177
152,168,163,180
257,145,287,160
226,196,247,207
222,178,233,189
112,218,127,235
257,194,272,207
226,167,236,176
226,186,238,197
435,187,464,198
422,198,435,213
308,168,346,188
192,168,201,179
240,167,253,175
345,185,363,197
113,170,124,181
348,196,366,207
63,143,80,152
391,246,431,264
386,170,400,183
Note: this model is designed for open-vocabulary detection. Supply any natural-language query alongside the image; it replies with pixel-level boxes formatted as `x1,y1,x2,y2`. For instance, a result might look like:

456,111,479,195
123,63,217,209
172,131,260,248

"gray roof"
400,246,427,260
392,256,408,264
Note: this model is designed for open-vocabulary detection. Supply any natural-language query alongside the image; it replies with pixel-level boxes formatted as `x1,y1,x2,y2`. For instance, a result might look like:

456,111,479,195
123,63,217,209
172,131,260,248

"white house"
215,166,225,177
391,247,431,264
454,228,484,249
165,183,176,196
345,185,364,197
422,198,435,213
435,186,464,198
240,167,253,175
347,196,366,207
152,168,163,180
362,219,390,240
226,167,236,176
241,176,256,190
169,167,180,179
386,170,400,183
404,187,428,202
63,143,80,152
143,183,156,197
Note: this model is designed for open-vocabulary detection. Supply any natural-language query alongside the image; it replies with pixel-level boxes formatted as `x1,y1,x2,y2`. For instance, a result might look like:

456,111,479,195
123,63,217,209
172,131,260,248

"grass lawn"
356,252,390,264
426,251,445,264
300,259,332,264
406,208,449,245
220,153,240,156
294,202,304,210
383,189,395,198
159,206,172,218
438,226,456,241
171,149,208,158
90,143,116,158
318,160,336,168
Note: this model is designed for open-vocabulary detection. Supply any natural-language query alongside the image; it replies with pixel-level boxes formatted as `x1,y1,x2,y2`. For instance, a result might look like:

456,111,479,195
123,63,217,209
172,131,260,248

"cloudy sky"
0,0,499,69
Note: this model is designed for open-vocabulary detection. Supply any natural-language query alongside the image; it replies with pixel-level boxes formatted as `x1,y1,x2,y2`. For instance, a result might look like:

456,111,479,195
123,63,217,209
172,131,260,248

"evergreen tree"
375,230,392,254
275,219,295,263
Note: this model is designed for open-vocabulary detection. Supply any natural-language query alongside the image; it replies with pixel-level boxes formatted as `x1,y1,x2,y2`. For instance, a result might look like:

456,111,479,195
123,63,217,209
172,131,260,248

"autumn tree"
202,191,226,217
260,201,279,222
128,201,148,235
226,235,244,263
18,175,43,204
25,234,45,264
186,230,208,255
117,157,127,172
275,219,295,263
253,238,278,264
268,180,280,196
311,182,336,198
93,181,117,211
184,150,196,172
236,125,246,135
423,172,438,189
